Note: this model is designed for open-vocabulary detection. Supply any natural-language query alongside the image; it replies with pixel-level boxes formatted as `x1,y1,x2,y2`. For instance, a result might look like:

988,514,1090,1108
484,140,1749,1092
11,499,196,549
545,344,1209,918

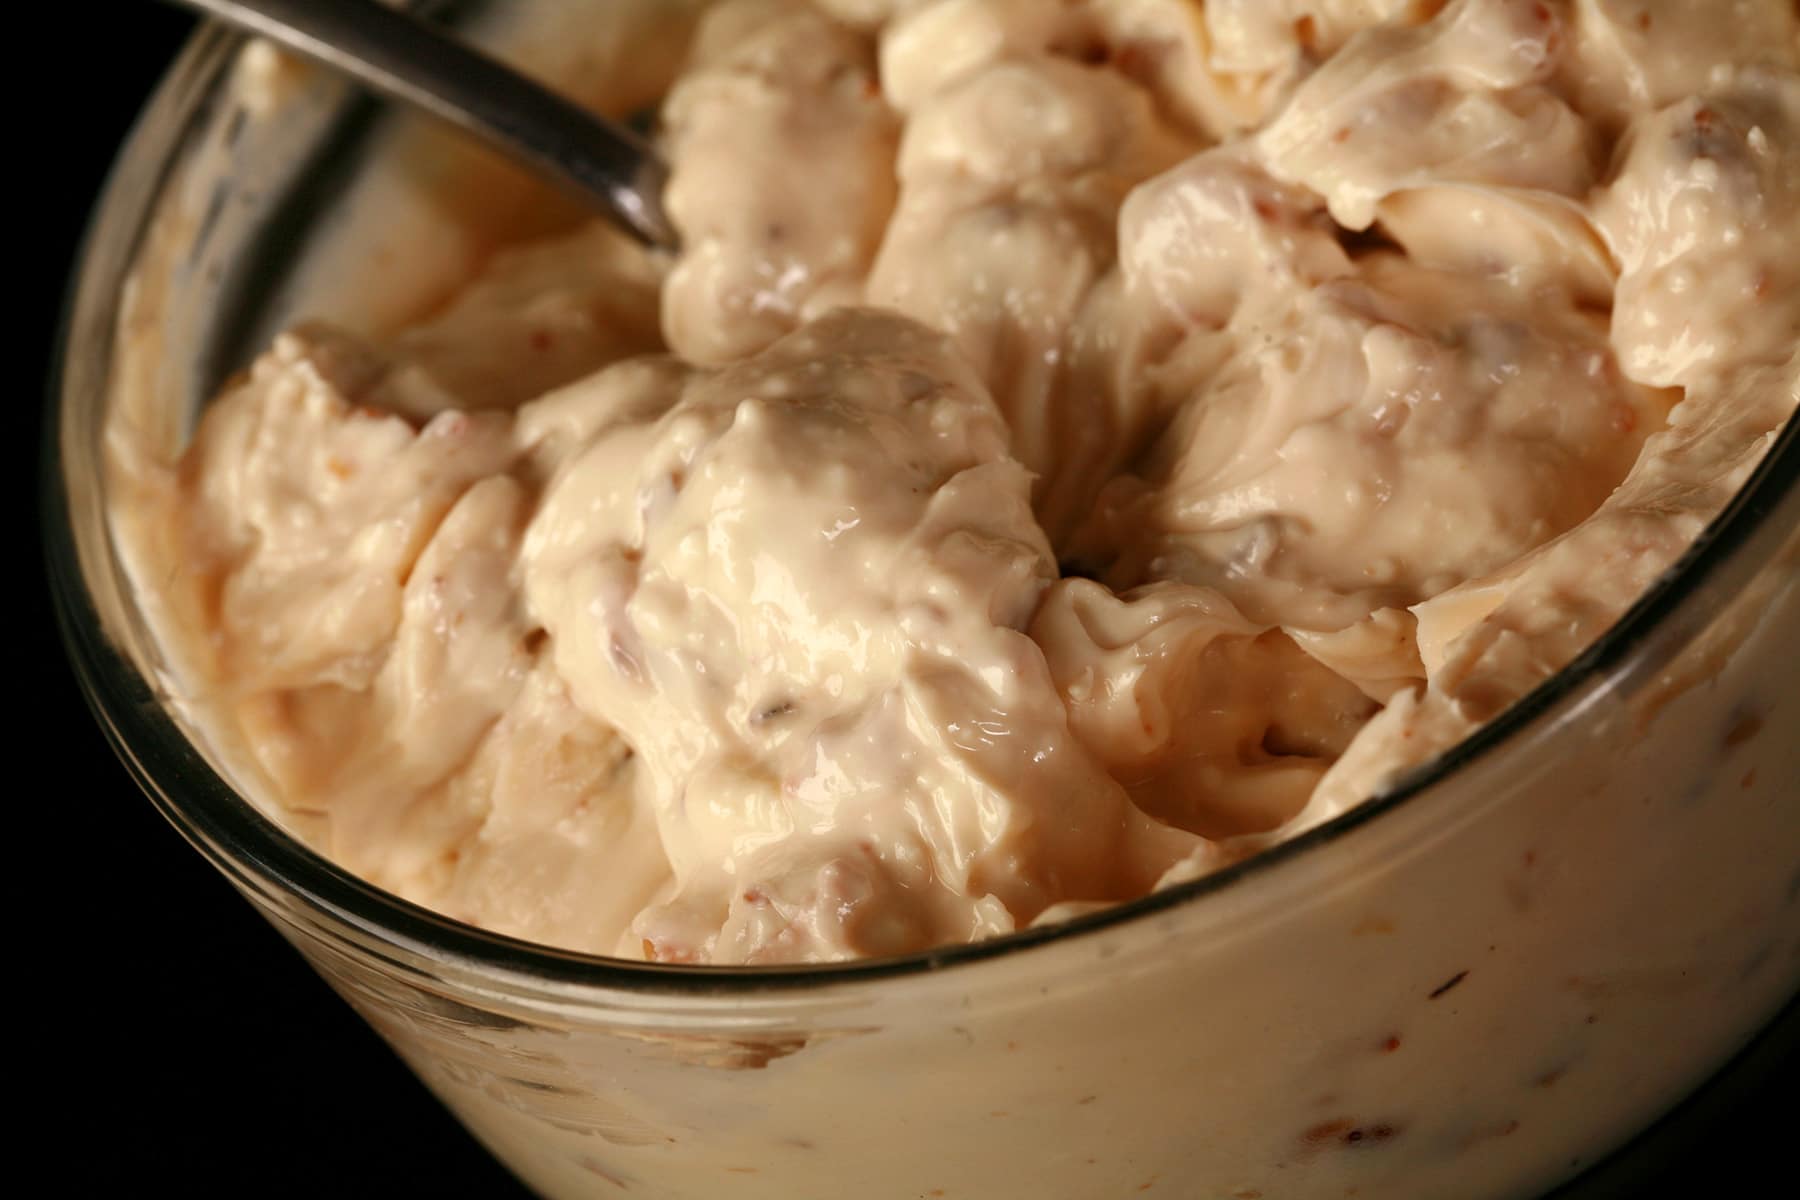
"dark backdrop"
29,4,1794,1196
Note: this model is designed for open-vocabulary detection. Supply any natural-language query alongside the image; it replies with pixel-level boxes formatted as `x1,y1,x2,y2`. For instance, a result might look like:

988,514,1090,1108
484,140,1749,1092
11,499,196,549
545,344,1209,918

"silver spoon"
167,0,677,249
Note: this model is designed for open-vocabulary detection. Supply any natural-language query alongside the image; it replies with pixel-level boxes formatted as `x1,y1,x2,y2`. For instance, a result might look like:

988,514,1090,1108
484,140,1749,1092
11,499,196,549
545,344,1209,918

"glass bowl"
46,4,1800,1198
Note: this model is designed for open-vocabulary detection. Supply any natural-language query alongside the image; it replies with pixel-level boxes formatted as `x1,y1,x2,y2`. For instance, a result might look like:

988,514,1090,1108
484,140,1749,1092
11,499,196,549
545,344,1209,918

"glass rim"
44,19,1800,998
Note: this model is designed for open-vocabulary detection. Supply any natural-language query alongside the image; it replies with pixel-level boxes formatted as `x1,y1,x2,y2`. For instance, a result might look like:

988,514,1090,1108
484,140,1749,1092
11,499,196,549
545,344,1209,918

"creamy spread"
122,0,1800,965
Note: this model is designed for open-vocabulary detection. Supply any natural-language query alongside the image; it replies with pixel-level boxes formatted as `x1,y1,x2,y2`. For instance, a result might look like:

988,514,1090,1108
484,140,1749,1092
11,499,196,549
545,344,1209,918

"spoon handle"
171,0,677,248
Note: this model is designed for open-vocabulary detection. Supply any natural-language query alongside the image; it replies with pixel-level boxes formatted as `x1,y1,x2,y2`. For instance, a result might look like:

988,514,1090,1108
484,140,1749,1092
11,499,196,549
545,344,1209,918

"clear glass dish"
46,5,1800,1198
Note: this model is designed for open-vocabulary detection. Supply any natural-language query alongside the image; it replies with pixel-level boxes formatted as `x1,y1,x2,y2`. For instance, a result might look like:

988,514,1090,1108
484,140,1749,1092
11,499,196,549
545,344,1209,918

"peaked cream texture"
133,0,1799,963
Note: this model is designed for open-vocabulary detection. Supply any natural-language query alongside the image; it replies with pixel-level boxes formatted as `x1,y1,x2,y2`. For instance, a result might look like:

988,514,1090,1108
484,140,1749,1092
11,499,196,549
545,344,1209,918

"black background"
28,4,1794,1197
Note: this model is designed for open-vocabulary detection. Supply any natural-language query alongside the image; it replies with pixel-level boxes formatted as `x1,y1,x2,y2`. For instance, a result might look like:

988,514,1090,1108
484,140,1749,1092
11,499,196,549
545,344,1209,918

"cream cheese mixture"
124,0,1799,965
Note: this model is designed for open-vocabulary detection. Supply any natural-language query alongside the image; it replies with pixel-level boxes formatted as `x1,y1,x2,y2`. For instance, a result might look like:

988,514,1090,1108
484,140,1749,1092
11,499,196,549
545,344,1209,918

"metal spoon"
167,0,677,249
